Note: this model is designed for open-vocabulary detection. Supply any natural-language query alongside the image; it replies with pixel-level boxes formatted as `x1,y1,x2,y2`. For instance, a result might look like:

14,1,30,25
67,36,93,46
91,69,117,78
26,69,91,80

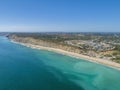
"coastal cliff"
9,35,83,54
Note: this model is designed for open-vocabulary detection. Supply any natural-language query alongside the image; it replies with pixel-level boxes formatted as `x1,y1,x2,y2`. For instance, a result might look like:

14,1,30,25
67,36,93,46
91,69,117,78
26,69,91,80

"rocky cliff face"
9,35,82,54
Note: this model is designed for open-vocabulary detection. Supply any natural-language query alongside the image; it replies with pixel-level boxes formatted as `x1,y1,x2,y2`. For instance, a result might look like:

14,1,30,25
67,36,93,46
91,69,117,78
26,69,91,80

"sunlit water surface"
0,36,120,90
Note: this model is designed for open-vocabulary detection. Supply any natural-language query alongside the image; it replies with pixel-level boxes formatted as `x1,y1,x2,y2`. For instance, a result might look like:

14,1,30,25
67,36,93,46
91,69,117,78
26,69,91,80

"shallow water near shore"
0,36,120,90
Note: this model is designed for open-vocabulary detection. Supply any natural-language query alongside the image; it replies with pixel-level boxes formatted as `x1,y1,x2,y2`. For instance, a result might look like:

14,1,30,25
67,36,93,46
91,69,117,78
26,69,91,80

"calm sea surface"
0,36,120,90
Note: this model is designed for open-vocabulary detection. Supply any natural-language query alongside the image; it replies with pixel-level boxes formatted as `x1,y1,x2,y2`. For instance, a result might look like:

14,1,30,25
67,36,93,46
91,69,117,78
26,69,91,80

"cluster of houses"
65,40,115,52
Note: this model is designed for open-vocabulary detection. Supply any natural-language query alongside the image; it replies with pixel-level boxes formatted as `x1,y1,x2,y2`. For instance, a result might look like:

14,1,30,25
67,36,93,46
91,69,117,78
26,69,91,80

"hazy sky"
0,0,120,32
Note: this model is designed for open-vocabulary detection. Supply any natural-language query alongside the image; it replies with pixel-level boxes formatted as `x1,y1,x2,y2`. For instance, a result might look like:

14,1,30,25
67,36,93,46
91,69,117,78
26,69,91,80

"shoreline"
11,40,120,70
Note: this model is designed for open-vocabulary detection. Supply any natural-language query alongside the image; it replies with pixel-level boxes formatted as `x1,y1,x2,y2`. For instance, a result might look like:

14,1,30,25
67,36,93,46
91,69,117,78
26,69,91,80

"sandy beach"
11,40,120,70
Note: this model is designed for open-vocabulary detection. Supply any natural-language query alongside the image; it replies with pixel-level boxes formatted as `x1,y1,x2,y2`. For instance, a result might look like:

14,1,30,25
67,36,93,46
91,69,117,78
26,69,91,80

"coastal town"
7,32,120,63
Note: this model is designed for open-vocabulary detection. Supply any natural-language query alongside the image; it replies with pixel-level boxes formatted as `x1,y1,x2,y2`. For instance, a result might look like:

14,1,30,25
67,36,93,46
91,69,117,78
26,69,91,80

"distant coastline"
10,39,120,70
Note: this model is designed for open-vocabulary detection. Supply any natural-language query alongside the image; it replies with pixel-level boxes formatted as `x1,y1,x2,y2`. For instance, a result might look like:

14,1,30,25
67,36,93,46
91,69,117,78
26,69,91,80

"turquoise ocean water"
0,36,120,90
